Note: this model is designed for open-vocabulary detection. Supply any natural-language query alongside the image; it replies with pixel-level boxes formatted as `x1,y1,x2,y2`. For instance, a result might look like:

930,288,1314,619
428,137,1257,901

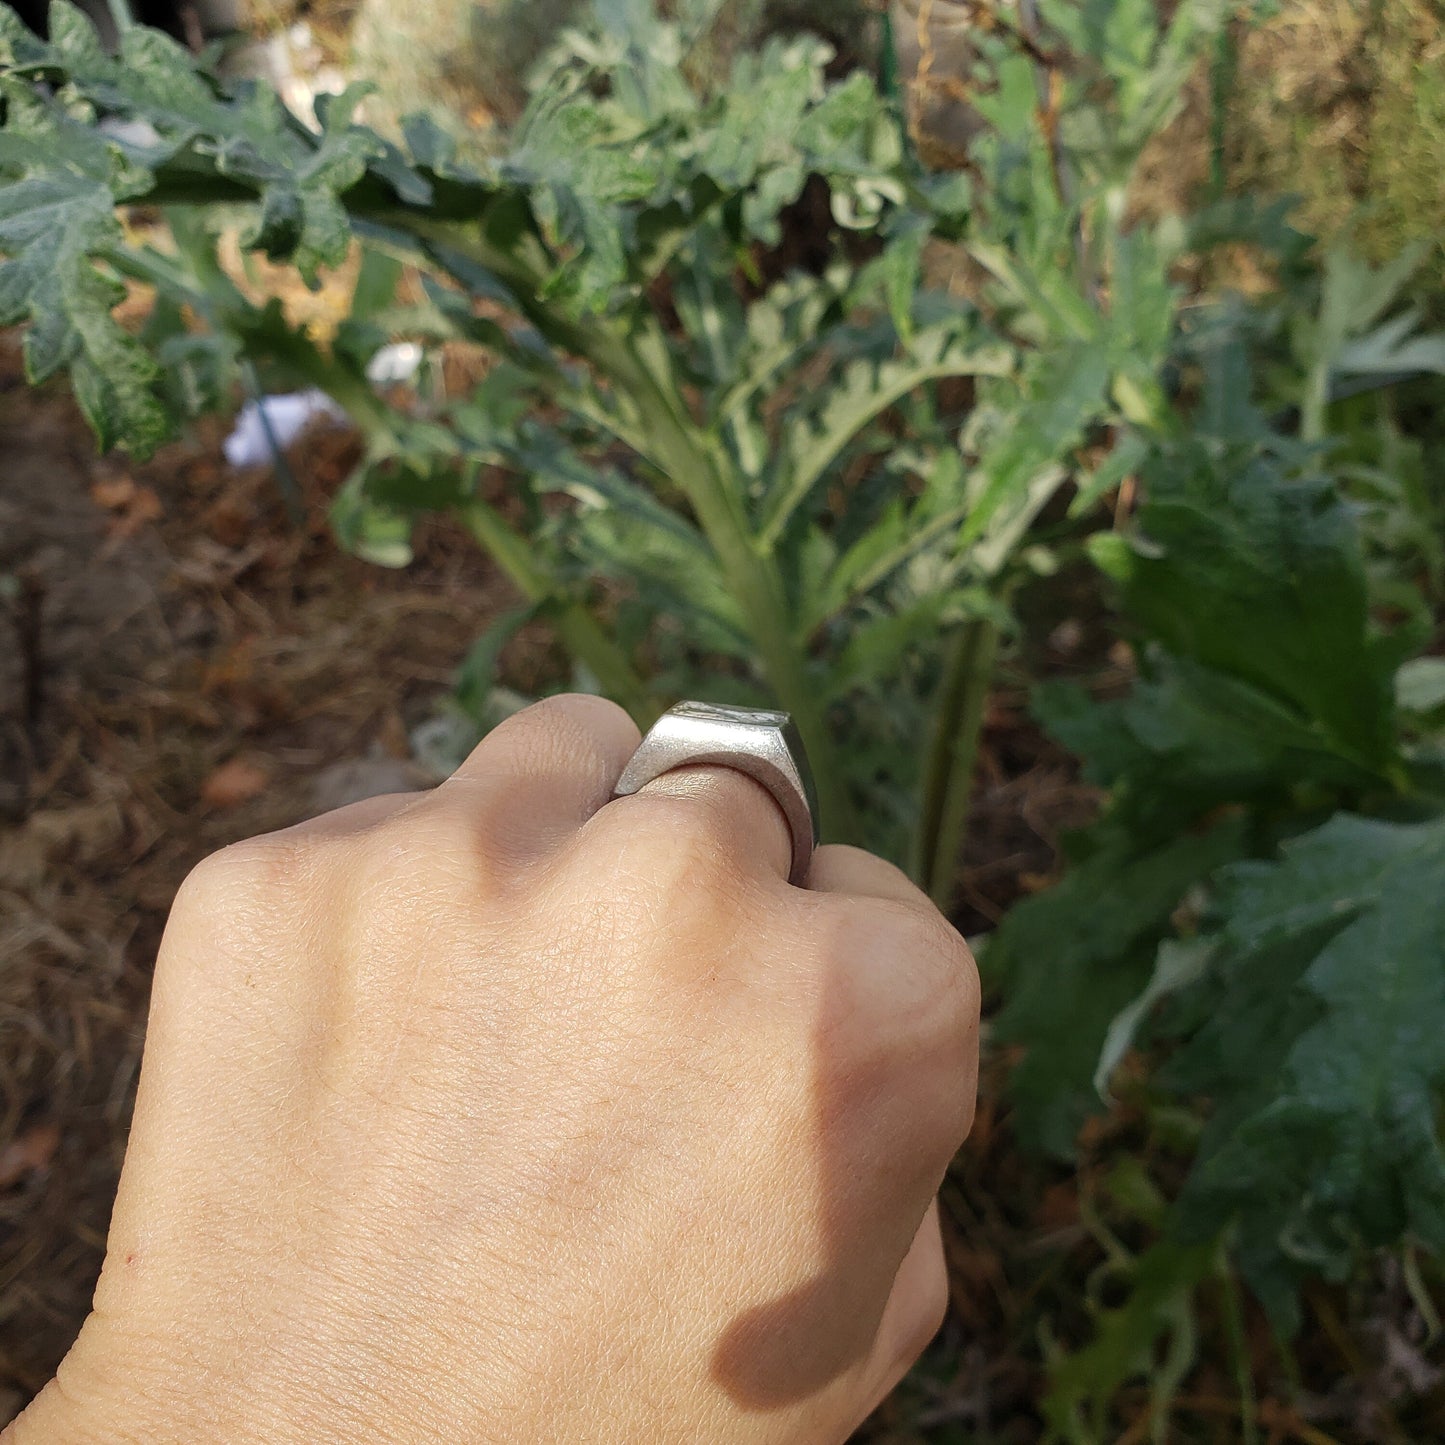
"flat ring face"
612,702,820,886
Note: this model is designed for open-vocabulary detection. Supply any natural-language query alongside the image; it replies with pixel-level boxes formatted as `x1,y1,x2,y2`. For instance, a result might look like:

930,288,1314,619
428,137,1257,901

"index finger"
432,694,643,864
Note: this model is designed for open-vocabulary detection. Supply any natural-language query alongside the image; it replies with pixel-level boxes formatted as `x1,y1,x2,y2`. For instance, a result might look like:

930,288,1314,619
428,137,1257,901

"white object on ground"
225,22,347,127
223,390,347,469
367,343,425,386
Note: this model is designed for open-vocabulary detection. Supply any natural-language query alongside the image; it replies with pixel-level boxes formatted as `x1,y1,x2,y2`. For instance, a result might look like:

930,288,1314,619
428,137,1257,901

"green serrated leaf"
880,217,927,343
961,341,1114,553
1044,1240,1218,1436
765,322,1013,542
1169,814,1445,1328
988,817,1251,1158
1116,437,1404,779
1095,937,1215,1099
331,471,416,568
7,11,389,280
0,79,168,451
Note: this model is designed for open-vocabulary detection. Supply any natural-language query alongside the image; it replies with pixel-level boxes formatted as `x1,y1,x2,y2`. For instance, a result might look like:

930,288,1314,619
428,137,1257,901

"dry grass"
1137,0,1445,284
241,0,361,59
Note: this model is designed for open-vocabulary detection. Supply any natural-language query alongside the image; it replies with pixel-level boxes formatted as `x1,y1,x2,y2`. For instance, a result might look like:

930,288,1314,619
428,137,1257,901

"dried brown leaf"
200,758,273,810
0,1122,60,1190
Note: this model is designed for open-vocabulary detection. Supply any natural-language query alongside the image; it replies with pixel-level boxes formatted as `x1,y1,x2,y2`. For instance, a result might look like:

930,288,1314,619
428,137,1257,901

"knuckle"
889,906,981,1035
485,694,637,780
602,794,742,894
173,836,309,918
810,897,980,1146
366,797,508,899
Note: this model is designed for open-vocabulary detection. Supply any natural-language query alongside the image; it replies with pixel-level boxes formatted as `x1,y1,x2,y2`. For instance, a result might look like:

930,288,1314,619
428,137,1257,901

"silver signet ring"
612,702,821,886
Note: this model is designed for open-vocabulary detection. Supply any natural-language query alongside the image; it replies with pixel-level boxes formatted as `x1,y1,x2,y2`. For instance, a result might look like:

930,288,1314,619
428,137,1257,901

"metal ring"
612,702,820,886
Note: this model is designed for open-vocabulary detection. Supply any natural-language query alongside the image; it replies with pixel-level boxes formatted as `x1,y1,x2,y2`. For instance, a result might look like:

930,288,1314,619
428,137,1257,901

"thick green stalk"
1301,356,1332,445
577,328,862,844
913,618,1000,910
1207,17,1240,205
696,482,862,847
344,212,860,835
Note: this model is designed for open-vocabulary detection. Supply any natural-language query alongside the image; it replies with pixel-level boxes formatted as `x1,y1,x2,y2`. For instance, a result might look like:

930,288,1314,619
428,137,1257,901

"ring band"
612,702,820,886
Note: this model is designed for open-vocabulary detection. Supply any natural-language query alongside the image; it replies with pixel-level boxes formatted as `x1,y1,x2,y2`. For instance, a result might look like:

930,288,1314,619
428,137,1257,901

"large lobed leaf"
0,0,933,460
0,4,407,274
1106,436,1406,779
989,421,1410,1155
990,818,1249,1158
514,25,910,314
0,57,167,449
0,1,471,453
1166,814,1445,1330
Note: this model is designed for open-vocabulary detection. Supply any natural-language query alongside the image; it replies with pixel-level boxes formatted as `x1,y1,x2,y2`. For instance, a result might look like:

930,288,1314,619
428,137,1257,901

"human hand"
7,696,979,1445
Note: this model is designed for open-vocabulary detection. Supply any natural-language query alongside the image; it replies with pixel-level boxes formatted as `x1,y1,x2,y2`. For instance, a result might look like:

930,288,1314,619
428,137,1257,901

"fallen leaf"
1033,1180,1080,1231
90,475,163,538
0,1122,60,1189
201,758,273,809
90,474,139,510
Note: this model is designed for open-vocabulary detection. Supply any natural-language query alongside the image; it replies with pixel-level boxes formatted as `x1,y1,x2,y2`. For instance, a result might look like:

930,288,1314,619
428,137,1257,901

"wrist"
2,1323,249,1445
1,1323,173,1445
1,1315,450,1445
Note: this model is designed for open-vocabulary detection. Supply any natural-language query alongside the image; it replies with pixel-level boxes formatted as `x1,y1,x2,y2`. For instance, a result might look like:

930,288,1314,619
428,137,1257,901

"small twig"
240,360,308,528
1206,15,1240,203
1217,1263,1261,1445
983,0,1063,70
17,566,45,735
1257,1399,1347,1445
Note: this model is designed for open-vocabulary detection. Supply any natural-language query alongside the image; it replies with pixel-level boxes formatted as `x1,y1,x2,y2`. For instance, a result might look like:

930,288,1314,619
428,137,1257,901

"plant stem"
238,360,306,525
697,481,861,846
1216,1262,1260,1445
458,499,659,725
914,617,999,909
1302,356,1332,445
1207,17,1239,205
542,310,862,843
317,211,858,833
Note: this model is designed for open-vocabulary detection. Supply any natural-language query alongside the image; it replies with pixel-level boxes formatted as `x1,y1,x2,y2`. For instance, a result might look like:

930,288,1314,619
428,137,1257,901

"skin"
4,695,980,1444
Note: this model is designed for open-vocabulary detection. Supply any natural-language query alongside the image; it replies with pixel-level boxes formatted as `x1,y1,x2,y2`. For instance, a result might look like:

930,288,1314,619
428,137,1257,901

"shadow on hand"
708,962,947,1411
